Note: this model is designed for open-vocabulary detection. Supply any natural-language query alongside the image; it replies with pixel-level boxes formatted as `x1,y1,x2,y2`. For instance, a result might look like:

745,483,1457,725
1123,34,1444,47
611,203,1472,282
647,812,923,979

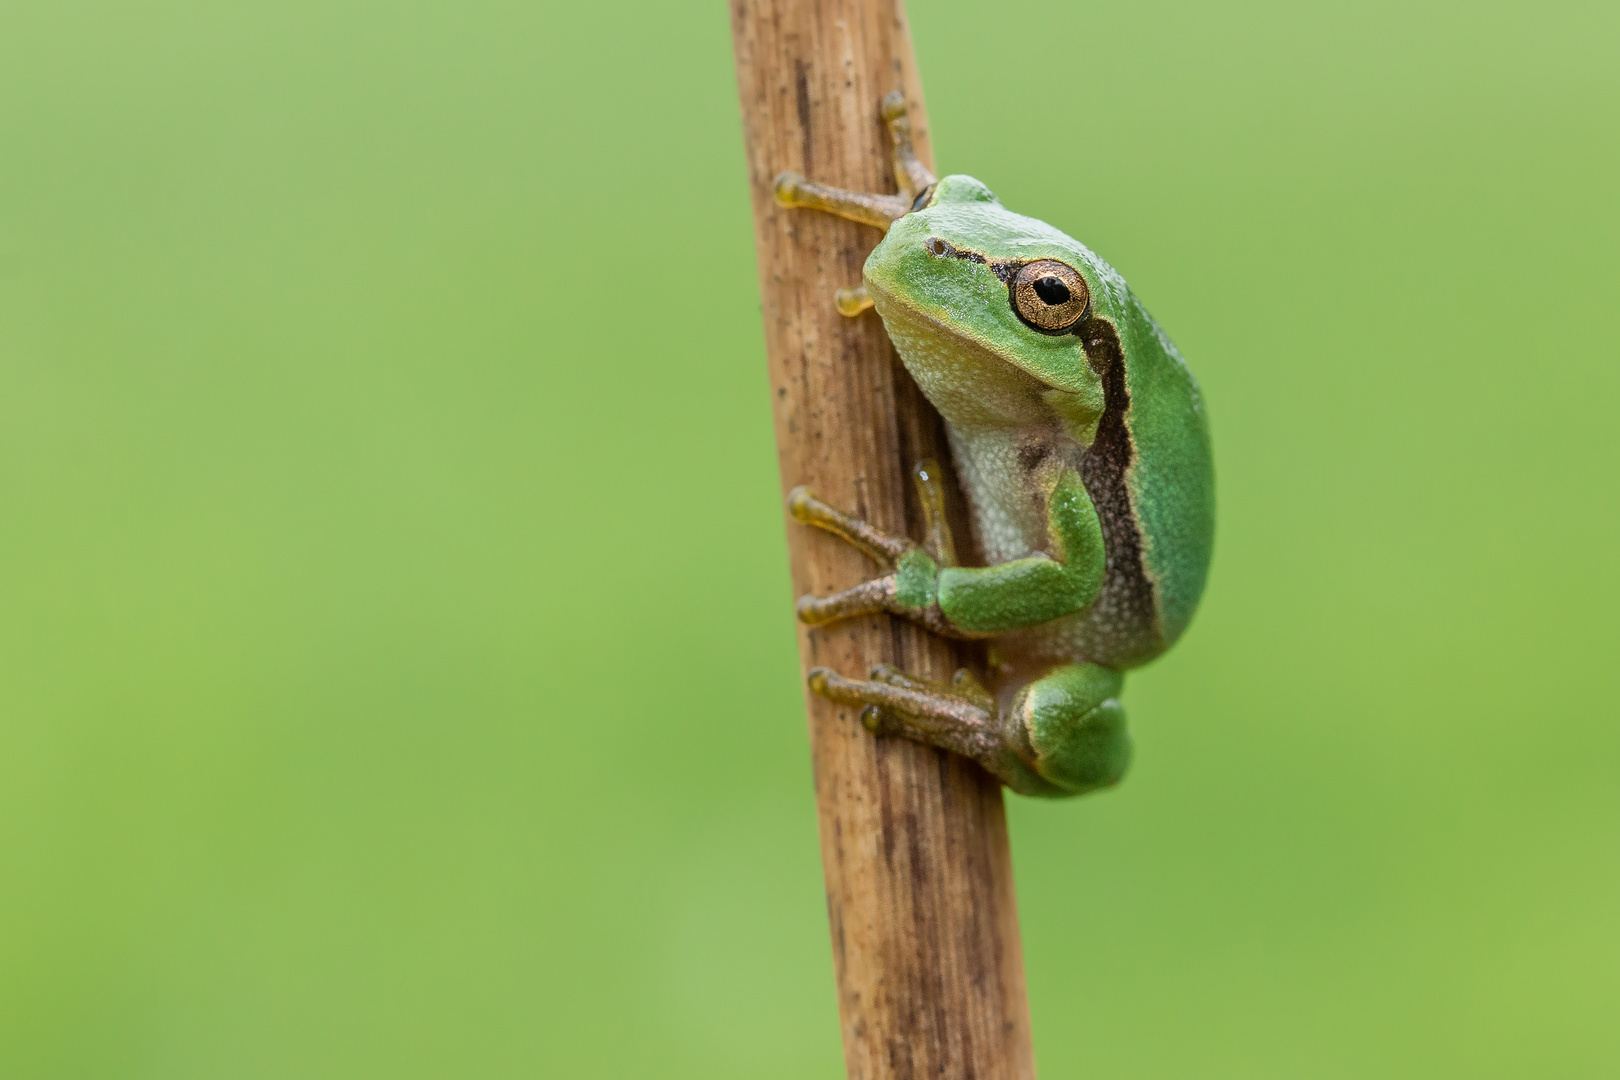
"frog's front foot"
795,573,961,637
788,469,968,638
774,92,937,316
787,485,914,570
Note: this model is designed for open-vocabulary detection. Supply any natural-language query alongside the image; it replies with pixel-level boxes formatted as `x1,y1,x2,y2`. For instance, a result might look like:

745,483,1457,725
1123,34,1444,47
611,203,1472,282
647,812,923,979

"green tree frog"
775,93,1214,799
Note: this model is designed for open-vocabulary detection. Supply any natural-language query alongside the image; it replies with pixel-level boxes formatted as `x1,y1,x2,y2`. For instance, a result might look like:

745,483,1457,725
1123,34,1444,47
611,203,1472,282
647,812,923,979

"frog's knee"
1006,664,1131,797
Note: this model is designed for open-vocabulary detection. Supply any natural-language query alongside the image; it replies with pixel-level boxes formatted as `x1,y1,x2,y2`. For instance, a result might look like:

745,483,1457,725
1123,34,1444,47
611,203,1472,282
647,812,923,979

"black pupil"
1032,276,1071,305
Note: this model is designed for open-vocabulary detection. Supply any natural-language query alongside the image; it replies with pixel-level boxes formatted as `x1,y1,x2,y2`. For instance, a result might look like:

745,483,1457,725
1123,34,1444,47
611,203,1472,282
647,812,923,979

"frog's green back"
862,174,1213,660
1116,292,1214,648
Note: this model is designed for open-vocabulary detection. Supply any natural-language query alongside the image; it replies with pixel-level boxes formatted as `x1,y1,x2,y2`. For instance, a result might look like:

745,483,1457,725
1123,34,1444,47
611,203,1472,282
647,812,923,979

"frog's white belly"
878,299,1145,672
947,421,1139,679
945,425,1052,565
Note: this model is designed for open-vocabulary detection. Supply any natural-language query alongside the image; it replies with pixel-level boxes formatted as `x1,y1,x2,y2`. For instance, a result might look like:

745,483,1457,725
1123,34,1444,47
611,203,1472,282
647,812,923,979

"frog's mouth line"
863,274,1095,399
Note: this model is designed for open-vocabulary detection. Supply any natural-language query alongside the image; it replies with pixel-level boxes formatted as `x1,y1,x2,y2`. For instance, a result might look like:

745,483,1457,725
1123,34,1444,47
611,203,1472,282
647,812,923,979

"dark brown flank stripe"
1076,316,1158,654
929,235,1159,654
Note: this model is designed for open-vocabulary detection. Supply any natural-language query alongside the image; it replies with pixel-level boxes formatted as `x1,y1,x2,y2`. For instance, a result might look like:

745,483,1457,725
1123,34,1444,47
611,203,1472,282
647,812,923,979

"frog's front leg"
773,91,935,230
775,91,936,319
791,466,1106,639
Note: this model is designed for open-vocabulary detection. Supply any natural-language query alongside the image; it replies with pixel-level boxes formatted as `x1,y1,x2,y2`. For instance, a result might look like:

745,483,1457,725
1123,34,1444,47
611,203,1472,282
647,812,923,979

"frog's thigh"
1008,664,1131,796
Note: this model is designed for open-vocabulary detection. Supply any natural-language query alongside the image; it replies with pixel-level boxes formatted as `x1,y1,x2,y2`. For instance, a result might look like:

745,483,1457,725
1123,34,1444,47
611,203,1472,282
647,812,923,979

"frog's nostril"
928,237,954,257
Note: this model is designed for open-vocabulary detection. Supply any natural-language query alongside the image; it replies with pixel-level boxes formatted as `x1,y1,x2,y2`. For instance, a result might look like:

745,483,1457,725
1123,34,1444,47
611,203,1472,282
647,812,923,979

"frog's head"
864,174,1117,433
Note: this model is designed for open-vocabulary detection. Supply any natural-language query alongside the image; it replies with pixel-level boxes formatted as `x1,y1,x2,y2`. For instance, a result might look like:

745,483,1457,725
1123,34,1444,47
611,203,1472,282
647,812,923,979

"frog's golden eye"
1010,260,1090,334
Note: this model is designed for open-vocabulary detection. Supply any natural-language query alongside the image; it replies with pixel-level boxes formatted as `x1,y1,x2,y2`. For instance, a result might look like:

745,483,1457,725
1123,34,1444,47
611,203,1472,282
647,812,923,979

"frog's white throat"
870,291,1078,434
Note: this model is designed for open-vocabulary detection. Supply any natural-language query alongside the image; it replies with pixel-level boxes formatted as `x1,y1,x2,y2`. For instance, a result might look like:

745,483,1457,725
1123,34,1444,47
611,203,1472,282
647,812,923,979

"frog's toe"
859,704,899,735
796,577,898,627
807,665,1003,770
952,667,994,707
869,662,922,687
773,171,808,206
784,488,912,570
835,284,874,317
866,662,985,704
786,485,818,520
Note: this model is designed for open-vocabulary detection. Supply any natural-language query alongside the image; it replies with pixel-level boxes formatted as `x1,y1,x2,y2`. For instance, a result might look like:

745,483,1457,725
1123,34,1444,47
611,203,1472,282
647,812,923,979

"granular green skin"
867,176,1213,663
786,163,1212,798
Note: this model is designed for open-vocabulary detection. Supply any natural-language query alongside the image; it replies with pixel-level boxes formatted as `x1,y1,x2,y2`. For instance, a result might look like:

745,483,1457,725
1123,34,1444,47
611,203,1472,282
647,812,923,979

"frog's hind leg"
870,663,991,708
861,663,994,736
1006,664,1132,796
807,660,1132,798
808,665,1000,766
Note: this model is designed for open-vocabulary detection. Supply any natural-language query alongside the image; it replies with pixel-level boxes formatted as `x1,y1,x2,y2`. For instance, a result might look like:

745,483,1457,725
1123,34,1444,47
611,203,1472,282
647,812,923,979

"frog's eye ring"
909,183,938,213
1010,260,1090,334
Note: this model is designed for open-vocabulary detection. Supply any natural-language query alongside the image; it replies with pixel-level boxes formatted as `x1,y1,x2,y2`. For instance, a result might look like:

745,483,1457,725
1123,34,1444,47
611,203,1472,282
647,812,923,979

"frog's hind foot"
868,662,991,708
808,661,1134,799
807,665,998,764
857,663,993,736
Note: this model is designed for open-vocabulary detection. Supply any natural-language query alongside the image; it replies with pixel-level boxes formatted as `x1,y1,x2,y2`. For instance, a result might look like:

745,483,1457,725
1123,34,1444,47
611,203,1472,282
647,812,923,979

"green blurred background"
2,0,1617,1076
